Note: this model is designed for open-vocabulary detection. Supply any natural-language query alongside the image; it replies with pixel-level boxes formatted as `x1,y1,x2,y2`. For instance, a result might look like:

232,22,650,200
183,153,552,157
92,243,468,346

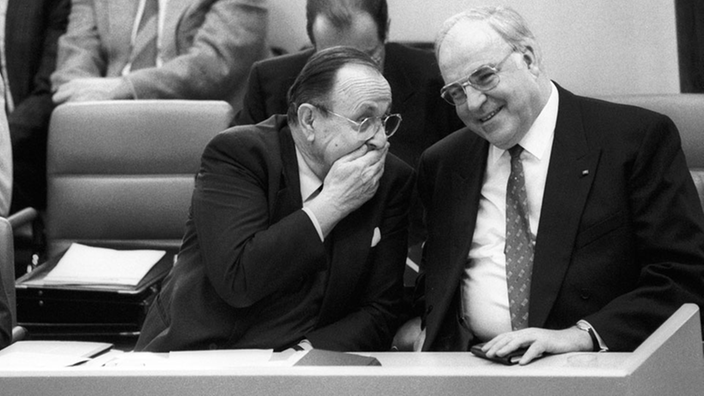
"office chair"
15,100,233,338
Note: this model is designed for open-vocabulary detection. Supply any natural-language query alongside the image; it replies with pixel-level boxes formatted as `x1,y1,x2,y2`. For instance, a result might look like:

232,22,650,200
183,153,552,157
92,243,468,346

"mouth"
478,106,504,123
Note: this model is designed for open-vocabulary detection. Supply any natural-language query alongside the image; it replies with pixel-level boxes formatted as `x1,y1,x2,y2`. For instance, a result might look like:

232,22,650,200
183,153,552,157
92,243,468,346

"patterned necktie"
130,0,159,70
505,145,534,330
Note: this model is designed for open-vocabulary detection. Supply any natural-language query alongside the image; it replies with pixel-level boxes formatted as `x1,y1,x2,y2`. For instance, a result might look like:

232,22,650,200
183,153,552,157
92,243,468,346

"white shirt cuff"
302,207,324,242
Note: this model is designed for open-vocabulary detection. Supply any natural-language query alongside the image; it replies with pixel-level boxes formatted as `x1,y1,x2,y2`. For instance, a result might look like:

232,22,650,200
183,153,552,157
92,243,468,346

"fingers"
52,86,71,105
517,344,545,365
481,327,589,365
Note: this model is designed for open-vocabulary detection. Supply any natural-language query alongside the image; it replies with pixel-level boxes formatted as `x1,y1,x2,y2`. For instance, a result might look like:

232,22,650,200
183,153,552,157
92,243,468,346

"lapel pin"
581,169,590,177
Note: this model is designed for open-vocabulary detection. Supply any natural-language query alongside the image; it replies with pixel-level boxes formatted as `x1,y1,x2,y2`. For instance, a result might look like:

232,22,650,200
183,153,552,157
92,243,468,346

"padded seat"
45,100,233,257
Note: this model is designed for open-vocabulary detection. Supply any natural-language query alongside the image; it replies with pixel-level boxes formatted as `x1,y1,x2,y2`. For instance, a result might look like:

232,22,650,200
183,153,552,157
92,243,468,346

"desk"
2,304,703,396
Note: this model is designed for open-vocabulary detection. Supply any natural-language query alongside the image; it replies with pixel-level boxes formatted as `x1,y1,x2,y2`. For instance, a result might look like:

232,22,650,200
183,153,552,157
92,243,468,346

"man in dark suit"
413,6,704,363
235,0,461,167
135,46,414,352
5,0,70,213
235,0,461,248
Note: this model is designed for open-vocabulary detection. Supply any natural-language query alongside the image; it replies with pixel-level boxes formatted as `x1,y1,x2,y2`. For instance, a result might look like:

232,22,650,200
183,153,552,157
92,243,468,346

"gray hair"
435,6,542,66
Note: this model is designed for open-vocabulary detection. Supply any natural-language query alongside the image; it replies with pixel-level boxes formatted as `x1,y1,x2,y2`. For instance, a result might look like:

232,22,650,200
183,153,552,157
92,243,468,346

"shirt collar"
295,146,323,202
490,81,559,164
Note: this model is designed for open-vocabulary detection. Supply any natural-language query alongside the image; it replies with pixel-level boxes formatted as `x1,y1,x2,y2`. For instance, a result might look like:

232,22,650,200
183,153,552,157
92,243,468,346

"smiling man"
412,6,704,364
135,46,414,352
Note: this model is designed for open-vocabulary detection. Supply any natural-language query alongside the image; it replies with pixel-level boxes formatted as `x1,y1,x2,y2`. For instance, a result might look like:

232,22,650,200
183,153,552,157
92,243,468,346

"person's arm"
0,109,11,217
191,132,328,309
50,0,106,92
9,0,70,148
0,278,11,348
125,0,268,101
232,61,266,126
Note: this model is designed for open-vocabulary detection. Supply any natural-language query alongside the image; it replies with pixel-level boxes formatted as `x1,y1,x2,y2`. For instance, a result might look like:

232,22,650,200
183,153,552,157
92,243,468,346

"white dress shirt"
460,82,558,341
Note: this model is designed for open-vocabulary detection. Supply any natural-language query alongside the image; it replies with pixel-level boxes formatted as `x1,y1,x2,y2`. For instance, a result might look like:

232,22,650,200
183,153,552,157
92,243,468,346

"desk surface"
2,304,703,396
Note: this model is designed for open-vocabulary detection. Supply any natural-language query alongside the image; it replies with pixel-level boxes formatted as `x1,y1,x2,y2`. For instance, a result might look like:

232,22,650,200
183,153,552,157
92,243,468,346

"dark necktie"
130,0,159,70
505,145,534,330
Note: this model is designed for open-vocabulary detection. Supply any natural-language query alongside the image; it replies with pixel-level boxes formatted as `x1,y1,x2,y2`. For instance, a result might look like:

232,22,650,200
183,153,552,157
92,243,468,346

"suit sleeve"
9,0,70,148
191,132,328,309
232,62,266,126
305,166,415,351
50,0,106,89
125,0,268,102
583,115,704,351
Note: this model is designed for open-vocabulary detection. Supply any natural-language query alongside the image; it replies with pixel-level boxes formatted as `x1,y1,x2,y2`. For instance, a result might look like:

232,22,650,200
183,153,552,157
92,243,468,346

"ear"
521,46,540,75
385,19,391,42
297,103,318,142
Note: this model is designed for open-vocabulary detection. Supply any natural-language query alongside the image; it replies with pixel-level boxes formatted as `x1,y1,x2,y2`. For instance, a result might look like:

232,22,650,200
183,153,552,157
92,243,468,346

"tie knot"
508,145,524,159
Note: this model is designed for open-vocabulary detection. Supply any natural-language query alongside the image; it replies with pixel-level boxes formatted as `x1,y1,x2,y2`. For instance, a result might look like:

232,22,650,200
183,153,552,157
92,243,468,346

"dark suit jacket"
6,0,70,211
417,83,704,352
136,115,414,352
234,42,463,169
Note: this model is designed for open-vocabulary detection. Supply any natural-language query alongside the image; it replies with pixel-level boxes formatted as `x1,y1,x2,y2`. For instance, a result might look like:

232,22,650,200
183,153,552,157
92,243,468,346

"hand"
53,77,133,104
480,326,593,365
307,143,389,235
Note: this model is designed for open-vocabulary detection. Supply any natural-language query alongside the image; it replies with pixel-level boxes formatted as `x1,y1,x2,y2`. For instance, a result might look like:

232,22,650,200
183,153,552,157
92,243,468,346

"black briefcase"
15,249,172,337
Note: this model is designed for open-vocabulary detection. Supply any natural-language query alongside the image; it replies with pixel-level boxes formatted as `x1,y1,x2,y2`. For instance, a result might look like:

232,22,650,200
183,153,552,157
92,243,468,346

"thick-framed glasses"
440,50,516,106
322,109,402,138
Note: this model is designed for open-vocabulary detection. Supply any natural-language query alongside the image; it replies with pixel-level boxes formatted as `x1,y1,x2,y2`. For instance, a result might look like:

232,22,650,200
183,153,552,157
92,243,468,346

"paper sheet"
41,243,166,286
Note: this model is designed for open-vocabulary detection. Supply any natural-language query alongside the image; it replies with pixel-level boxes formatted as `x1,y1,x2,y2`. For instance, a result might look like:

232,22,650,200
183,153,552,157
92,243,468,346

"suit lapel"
317,205,374,323
529,84,601,327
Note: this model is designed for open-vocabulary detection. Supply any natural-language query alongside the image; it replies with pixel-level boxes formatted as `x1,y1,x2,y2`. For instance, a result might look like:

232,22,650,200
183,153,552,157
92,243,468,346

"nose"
461,85,487,112
365,124,388,150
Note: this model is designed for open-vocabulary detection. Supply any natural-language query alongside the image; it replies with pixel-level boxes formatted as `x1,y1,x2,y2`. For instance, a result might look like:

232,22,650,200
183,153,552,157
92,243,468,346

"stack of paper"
40,243,166,287
0,341,113,369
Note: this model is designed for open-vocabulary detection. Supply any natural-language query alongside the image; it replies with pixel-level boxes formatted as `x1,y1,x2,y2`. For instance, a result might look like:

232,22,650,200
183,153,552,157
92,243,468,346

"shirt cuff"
302,207,324,242
577,319,609,352
292,339,314,351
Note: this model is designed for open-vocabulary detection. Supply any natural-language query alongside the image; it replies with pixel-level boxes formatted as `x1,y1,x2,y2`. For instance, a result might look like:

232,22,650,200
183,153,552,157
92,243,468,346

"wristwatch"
576,320,607,352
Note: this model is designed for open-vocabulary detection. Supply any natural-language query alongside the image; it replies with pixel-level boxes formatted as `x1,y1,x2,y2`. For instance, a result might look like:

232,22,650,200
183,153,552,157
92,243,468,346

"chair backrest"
596,94,704,207
45,100,233,257
0,217,16,325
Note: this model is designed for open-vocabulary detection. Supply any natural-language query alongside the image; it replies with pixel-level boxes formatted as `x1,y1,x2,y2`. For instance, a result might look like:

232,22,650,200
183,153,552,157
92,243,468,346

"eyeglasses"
440,50,516,106
323,109,402,138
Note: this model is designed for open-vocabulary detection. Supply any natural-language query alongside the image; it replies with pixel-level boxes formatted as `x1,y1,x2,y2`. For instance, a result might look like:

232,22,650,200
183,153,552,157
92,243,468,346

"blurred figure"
136,47,413,352
3,0,70,213
51,0,269,112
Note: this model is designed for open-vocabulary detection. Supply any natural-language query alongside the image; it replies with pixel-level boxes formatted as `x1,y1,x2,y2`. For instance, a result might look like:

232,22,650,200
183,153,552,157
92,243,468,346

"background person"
51,0,269,112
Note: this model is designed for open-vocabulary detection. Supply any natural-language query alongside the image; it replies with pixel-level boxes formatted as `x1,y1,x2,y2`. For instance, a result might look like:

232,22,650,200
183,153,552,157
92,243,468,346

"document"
100,350,275,369
0,340,113,369
39,243,166,287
